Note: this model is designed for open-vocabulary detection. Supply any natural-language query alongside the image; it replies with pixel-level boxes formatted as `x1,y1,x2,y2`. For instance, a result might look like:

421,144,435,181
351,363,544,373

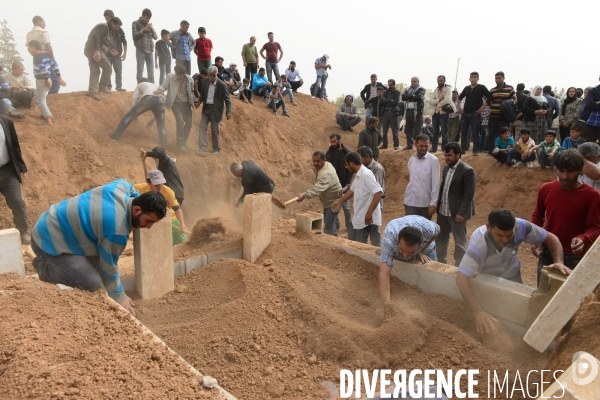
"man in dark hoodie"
360,74,385,128
326,133,354,239
402,76,426,151
380,79,403,150
141,147,184,205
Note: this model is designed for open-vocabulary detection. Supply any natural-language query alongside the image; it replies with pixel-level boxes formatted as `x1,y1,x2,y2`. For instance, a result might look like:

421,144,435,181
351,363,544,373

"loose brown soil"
174,232,243,262
136,221,548,400
190,217,229,242
0,274,221,399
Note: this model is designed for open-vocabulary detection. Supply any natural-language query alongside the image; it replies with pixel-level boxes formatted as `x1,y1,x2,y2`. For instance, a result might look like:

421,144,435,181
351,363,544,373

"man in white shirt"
404,134,440,220
358,145,385,209
110,78,167,148
285,61,303,92
579,142,600,191
332,151,383,246
5,61,35,109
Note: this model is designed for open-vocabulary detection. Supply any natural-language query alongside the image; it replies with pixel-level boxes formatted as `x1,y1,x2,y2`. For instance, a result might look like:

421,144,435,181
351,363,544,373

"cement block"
525,238,600,352
243,193,272,263
539,352,600,399
525,267,566,327
0,228,25,278
185,255,208,274
207,246,243,264
133,209,174,299
296,211,323,234
173,261,186,277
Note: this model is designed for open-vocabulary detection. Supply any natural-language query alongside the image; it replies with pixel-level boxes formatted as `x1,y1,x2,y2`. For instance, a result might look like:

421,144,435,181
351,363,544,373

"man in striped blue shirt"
31,180,167,315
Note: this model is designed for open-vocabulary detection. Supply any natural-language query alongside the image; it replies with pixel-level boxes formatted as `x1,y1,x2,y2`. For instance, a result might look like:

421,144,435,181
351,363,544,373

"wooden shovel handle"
284,197,300,206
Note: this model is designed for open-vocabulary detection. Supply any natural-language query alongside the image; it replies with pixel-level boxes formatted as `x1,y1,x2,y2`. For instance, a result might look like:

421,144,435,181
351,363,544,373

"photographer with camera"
312,54,330,101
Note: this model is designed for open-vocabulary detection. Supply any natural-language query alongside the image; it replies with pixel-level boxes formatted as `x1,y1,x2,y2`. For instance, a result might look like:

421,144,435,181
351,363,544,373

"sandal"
40,121,53,126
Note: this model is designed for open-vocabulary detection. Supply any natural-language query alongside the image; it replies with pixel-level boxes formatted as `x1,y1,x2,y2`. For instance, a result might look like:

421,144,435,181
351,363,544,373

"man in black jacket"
197,66,232,155
230,160,274,206
360,74,385,128
580,77,600,143
0,115,30,244
326,133,354,239
402,77,426,151
380,79,402,150
435,142,475,265
512,83,528,140
141,147,184,204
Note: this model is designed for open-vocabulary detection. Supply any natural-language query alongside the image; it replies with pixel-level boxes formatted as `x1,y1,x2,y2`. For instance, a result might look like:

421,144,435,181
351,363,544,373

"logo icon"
572,351,599,386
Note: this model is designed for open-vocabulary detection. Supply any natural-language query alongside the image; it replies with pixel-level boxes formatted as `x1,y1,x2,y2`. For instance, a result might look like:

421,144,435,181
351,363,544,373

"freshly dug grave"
174,232,243,262
190,218,228,242
0,274,222,400
136,220,548,400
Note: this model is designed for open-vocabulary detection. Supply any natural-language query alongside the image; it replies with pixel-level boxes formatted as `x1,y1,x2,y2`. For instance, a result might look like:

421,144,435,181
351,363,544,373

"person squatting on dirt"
230,160,275,207
31,180,168,316
296,151,342,236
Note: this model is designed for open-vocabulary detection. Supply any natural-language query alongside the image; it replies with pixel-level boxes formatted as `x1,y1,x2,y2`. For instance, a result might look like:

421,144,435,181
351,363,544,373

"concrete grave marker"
134,209,174,299
243,193,272,263
0,229,25,278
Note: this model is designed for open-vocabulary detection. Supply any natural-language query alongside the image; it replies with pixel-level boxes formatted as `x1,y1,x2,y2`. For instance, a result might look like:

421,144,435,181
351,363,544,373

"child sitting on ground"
278,75,296,106
492,127,514,167
508,128,536,168
239,78,253,104
27,39,66,125
267,83,290,117
561,124,586,149
532,130,560,171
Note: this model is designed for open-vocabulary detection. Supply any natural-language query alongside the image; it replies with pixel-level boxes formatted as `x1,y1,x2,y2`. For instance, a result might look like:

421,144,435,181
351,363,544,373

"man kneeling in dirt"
230,161,274,207
456,208,570,335
379,216,439,304
31,180,167,316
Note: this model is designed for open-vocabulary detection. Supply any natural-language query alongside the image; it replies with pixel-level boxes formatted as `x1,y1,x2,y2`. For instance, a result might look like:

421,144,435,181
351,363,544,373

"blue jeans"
281,87,294,102
107,53,123,90
538,148,556,167
506,148,535,166
0,99,11,116
253,86,271,99
159,63,171,85
365,107,373,128
48,69,61,95
323,207,340,236
475,124,488,154
460,113,481,153
136,49,154,83
265,61,279,83
112,95,167,148
431,113,449,152
312,75,328,99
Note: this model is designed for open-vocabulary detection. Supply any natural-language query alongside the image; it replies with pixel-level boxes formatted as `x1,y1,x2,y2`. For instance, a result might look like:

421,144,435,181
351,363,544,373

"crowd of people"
1,8,600,335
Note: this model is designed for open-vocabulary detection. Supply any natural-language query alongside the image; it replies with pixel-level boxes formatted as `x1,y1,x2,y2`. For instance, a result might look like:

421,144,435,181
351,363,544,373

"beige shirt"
5,72,33,90
26,26,50,50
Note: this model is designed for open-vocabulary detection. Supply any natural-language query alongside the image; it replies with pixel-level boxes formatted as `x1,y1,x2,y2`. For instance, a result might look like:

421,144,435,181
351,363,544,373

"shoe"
512,161,523,168
195,149,209,157
291,101,298,106
248,99,254,104
403,147,413,151
211,149,220,155
347,127,353,132
537,165,545,171
527,161,534,168
20,232,31,244
341,127,346,131
9,111,25,118
311,96,315,99
116,88,126,92
551,166,557,172
379,145,388,149
282,112,290,117
473,151,479,156
320,98,325,101
429,149,436,153
496,162,503,168
394,146,400,150
99,87,112,95
177,144,187,151
264,99,269,104
87,92,101,101
109,133,119,141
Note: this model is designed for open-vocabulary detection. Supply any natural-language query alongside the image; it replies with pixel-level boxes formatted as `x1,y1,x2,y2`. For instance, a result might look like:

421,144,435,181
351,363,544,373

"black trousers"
290,81,303,91
487,117,509,154
10,90,35,108
0,168,29,234
245,63,257,86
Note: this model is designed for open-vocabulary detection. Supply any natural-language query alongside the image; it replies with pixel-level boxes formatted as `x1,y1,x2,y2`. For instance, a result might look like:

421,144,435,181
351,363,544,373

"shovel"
172,224,192,235
272,195,300,209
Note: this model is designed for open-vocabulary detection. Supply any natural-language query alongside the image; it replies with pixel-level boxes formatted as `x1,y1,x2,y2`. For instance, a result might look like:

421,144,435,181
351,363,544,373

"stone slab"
525,267,567,327
207,247,243,264
539,352,600,399
185,254,208,274
296,211,324,234
243,193,272,263
524,238,600,352
173,261,185,277
134,209,174,299
0,228,25,278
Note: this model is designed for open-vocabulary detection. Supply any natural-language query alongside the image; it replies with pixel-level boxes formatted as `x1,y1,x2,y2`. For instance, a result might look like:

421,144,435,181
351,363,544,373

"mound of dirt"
190,217,228,242
0,274,221,399
136,221,547,400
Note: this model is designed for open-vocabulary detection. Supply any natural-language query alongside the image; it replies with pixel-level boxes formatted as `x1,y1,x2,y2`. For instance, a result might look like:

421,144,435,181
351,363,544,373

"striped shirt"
32,180,139,302
458,218,547,280
32,52,61,80
489,83,516,118
380,216,439,266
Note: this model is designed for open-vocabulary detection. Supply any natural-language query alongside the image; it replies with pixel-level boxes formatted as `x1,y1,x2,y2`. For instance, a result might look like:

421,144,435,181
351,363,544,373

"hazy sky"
2,0,598,99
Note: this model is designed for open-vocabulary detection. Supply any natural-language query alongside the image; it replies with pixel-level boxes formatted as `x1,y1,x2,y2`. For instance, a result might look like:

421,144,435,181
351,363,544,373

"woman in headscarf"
522,85,548,143
559,87,583,145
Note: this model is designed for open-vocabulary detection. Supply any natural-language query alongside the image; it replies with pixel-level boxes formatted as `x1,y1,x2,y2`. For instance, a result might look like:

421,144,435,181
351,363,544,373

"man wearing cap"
312,54,330,101
134,170,189,244
141,147,184,205
230,161,275,207
336,95,361,132
285,61,303,92
5,61,35,109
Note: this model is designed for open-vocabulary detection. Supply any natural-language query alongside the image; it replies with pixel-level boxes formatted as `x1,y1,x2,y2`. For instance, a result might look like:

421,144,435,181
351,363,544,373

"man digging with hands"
456,208,570,335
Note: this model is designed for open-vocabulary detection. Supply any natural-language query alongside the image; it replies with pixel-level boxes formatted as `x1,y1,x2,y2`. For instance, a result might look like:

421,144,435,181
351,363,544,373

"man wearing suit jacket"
0,115,29,244
360,74,385,128
196,65,232,155
435,142,476,265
